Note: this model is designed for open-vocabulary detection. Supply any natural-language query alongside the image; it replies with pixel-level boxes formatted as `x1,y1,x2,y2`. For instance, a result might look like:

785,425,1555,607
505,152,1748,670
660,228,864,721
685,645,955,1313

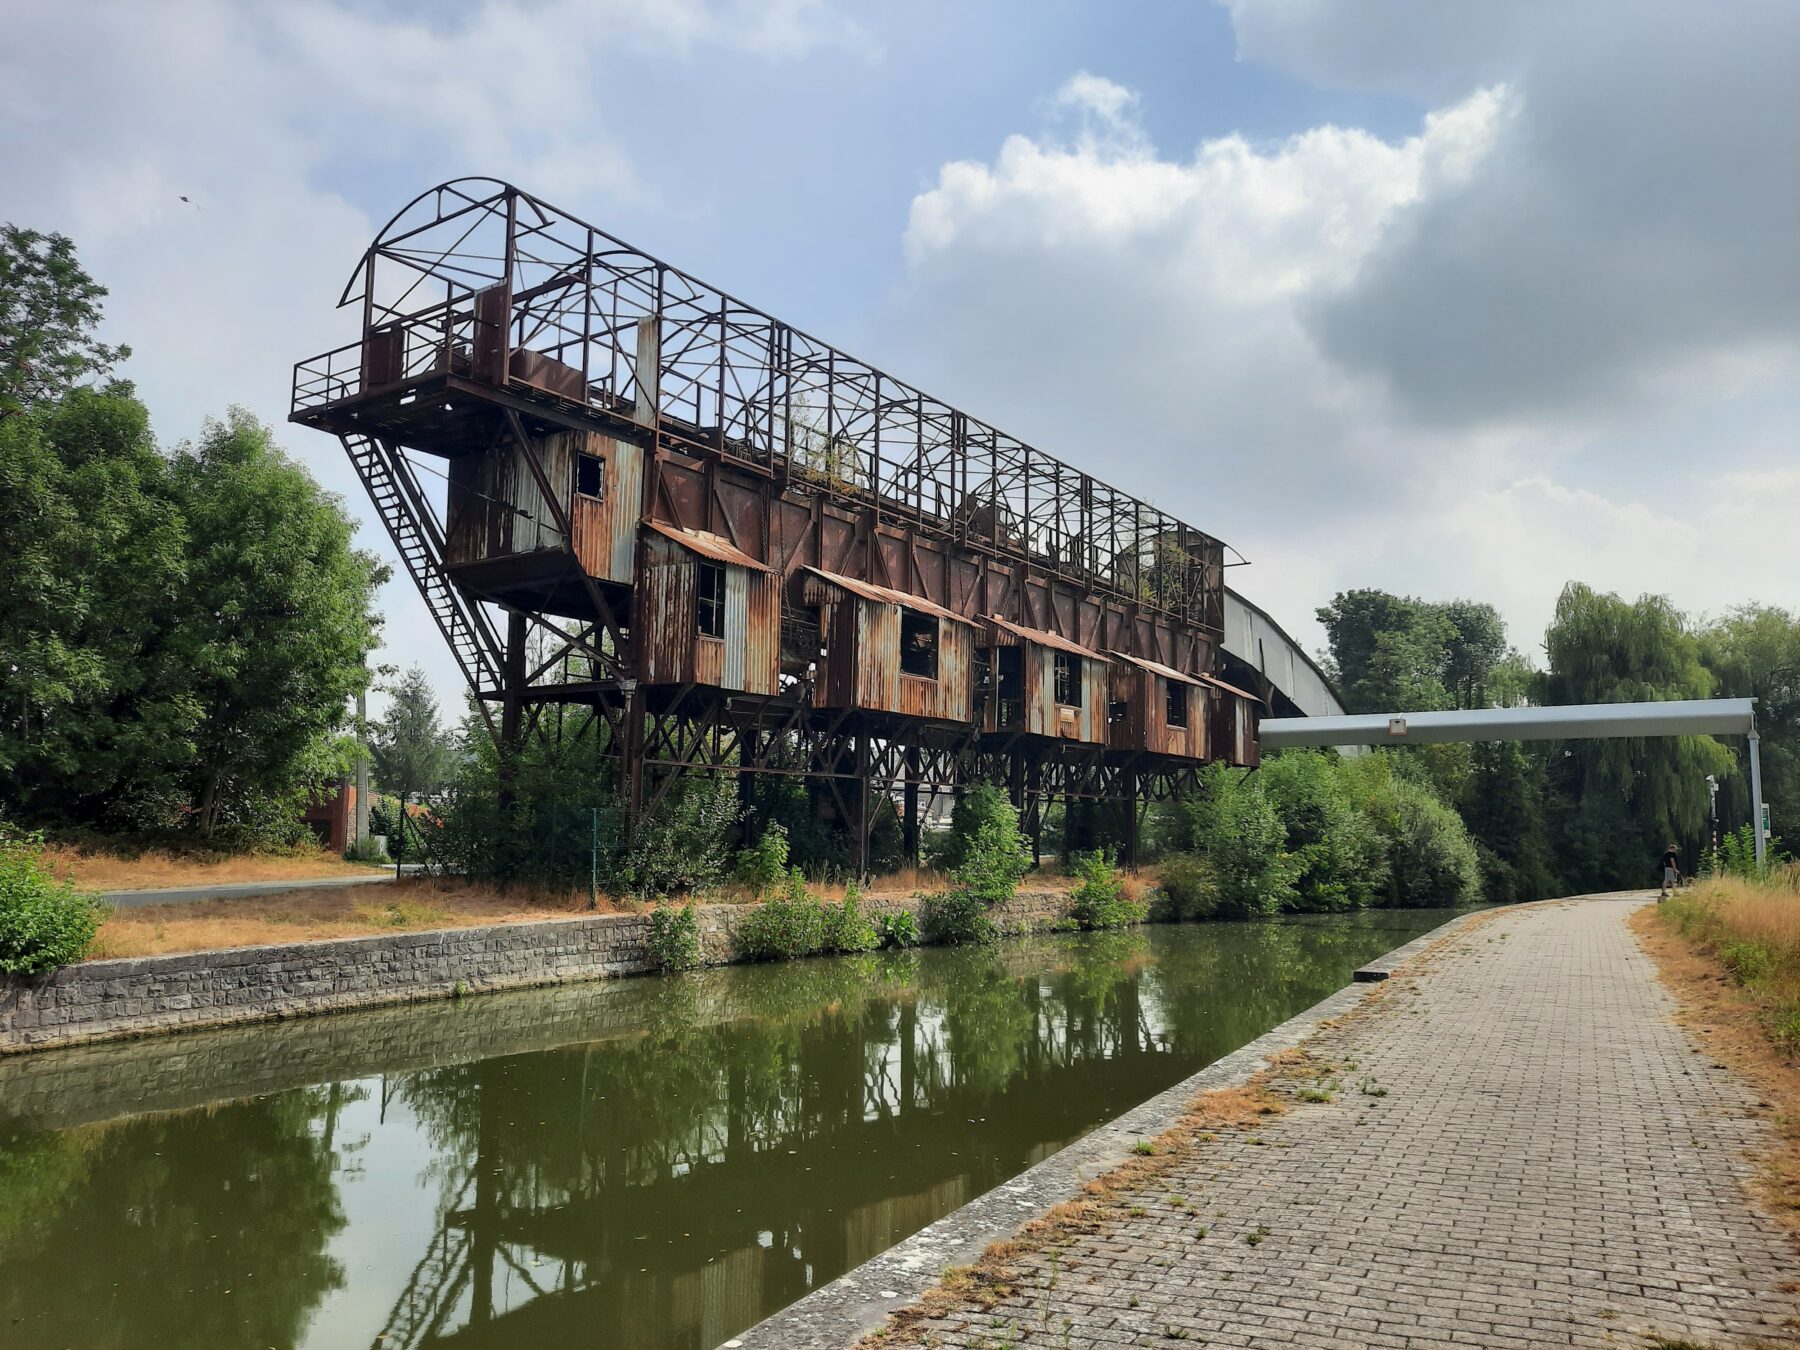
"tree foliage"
0,226,128,418
369,666,454,804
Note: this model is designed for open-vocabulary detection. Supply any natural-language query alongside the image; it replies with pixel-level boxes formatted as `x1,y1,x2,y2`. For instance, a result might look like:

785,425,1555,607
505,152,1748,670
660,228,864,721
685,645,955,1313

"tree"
1259,751,1385,911
0,226,129,417
168,411,386,836
369,666,454,804
0,385,194,825
1541,582,1734,888
1699,604,1800,845
1318,589,1522,714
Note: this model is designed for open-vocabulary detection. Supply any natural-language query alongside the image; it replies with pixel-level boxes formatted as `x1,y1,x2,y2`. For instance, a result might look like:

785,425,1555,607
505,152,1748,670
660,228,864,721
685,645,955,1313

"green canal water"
0,910,1456,1350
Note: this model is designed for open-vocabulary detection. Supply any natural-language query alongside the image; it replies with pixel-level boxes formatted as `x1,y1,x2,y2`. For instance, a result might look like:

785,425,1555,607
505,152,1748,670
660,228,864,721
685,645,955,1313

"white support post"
1748,728,1767,870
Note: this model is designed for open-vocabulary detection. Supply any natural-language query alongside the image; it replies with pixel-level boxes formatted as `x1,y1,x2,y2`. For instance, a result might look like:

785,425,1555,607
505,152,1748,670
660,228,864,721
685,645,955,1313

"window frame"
695,561,726,640
1165,678,1190,728
898,610,940,680
575,451,606,502
1053,651,1083,708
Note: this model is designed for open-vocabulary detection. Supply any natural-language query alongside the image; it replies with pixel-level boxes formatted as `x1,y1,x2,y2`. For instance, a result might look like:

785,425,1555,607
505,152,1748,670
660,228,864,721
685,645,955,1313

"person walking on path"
1660,841,1681,897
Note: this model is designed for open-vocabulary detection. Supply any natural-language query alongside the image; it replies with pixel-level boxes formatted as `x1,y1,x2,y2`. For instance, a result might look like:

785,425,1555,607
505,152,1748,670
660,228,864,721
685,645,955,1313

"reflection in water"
0,911,1455,1350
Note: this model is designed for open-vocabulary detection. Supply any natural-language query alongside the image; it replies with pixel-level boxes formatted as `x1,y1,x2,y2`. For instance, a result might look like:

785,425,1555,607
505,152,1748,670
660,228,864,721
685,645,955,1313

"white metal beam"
1260,698,1765,864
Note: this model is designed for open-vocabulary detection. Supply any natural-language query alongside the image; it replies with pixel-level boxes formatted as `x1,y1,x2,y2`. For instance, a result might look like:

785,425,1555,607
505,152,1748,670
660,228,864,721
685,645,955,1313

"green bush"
1722,939,1774,986
820,883,879,953
622,779,741,897
647,902,703,972
0,833,105,975
952,794,1031,907
1260,751,1385,912
920,888,996,945
1179,765,1300,919
734,822,790,899
735,870,827,961
1153,854,1218,922
929,786,1029,877
1067,850,1147,930
877,909,921,949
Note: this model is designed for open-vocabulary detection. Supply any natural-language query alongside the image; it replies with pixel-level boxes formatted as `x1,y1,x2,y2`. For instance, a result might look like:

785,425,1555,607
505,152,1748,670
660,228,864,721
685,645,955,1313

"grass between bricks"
1632,893,1800,1239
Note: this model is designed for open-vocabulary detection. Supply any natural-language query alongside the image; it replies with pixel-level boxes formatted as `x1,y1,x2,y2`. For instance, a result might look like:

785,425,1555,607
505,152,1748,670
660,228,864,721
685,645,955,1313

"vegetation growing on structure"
648,901,703,973
735,871,828,961
0,829,105,973
820,882,879,954
878,909,921,949
1066,850,1147,931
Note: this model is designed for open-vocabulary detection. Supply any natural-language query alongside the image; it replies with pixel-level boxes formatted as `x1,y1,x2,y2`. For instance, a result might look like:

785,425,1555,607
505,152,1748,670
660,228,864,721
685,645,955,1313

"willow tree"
1541,582,1733,887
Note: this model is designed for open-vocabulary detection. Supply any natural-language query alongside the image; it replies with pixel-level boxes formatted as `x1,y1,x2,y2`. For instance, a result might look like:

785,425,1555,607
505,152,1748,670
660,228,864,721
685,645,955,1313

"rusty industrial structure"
292,178,1270,868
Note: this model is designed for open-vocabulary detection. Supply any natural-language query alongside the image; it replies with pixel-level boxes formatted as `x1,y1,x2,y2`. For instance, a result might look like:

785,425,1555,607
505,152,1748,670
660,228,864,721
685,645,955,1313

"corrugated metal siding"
723,567,748,689
445,434,572,565
639,529,776,693
1026,649,1106,743
857,601,900,711
571,433,643,583
815,599,970,719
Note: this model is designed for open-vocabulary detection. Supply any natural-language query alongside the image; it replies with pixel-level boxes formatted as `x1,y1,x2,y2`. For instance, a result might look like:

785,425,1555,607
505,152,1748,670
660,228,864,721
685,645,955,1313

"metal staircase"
341,433,505,697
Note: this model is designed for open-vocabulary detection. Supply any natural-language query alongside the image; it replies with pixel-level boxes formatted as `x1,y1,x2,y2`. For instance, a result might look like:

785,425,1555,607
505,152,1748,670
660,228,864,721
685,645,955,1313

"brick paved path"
901,899,1800,1349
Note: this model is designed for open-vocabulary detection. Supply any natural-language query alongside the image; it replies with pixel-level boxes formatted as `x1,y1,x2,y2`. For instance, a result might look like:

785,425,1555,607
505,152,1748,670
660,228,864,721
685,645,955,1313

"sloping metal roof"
643,520,771,572
1259,697,1758,748
1199,672,1264,703
1108,650,1206,687
986,615,1104,660
800,566,973,624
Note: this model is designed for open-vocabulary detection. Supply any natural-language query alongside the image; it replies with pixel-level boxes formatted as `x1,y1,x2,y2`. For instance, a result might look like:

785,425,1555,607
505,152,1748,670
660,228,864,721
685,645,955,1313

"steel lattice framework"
292,178,1257,867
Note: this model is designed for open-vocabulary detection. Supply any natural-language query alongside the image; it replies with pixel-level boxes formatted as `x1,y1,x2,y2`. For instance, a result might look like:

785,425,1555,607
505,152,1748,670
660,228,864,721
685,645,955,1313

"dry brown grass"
1633,894,1800,1238
90,880,627,958
40,842,386,891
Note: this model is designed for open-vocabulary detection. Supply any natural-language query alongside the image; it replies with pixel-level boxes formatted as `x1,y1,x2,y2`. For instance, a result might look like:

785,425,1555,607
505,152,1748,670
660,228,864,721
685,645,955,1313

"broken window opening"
1165,680,1190,728
696,562,726,639
576,452,605,501
899,611,939,679
1053,652,1083,707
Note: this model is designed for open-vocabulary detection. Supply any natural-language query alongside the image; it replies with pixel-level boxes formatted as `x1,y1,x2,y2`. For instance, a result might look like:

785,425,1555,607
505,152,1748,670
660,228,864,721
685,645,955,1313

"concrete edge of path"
728,908,1489,1350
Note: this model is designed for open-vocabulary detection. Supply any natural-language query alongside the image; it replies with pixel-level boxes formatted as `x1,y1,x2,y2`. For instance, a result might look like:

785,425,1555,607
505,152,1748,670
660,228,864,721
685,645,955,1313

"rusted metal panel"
801,567,969,623
445,433,571,565
508,347,584,401
638,533,777,693
743,571,779,695
637,550,694,687
645,519,769,571
723,566,749,689
986,614,1104,660
569,433,643,584
858,600,898,711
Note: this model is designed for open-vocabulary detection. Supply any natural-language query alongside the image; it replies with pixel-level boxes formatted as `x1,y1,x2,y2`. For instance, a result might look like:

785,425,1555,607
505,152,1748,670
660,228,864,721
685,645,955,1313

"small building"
444,427,645,590
802,567,974,721
980,616,1108,744
1202,674,1263,767
1106,652,1209,761
636,522,779,693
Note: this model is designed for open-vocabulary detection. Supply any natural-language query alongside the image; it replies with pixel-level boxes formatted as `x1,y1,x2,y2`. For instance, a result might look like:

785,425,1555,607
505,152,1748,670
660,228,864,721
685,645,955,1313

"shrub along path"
872,897,1800,1349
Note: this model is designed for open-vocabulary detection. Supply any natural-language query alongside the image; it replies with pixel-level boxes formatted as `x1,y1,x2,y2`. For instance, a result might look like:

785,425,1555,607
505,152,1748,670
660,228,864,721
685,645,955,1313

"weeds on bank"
1637,876,1800,1241
1659,870,1800,1053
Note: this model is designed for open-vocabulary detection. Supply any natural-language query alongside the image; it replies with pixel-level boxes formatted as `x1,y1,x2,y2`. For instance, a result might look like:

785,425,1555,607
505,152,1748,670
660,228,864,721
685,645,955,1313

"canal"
0,910,1456,1349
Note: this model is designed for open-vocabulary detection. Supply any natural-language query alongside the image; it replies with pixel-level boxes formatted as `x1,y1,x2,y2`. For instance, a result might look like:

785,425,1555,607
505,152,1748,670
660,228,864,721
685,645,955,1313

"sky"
5,0,1797,712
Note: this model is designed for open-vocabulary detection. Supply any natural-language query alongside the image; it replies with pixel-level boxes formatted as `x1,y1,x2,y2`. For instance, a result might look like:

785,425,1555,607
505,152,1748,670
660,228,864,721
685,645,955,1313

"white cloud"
0,0,864,712
885,46,1800,669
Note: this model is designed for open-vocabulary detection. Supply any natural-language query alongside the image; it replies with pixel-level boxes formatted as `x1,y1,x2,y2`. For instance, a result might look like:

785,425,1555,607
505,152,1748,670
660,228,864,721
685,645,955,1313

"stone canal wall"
0,888,1076,1055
